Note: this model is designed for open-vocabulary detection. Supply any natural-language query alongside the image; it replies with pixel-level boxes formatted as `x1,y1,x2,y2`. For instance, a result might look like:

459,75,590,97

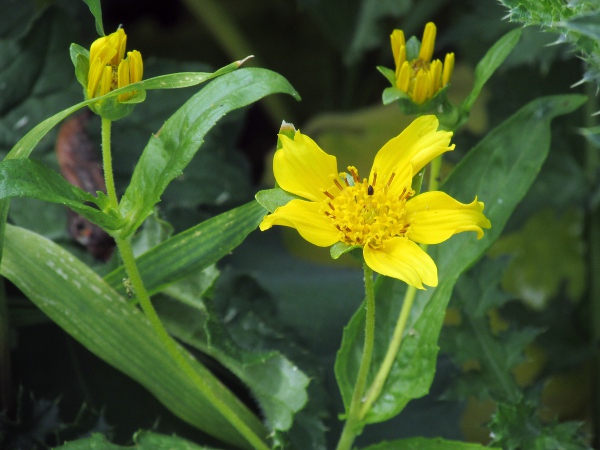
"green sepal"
277,121,297,150
383,84,450,114
405,35,420,61
376,65,396,86
87,92,141,121
69,43,89,89
330,242,361,260
255,188,302,213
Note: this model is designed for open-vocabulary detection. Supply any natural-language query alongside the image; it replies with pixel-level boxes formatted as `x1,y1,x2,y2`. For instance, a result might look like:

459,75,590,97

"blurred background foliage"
0,0,598,448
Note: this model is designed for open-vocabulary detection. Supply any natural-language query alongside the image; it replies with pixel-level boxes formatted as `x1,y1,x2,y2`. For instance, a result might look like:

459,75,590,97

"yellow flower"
259,116,490,289
391,22,454,104
87,28,143,102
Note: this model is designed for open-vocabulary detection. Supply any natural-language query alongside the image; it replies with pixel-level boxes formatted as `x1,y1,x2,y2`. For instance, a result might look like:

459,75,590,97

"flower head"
259,116,490,289
391,22,454,104
87,28,143,102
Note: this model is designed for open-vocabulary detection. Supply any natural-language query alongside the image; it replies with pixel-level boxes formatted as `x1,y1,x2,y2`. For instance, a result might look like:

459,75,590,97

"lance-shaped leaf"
104,200,267,296
335,94,586,425
6,58,247,161
0,159,122,230
461,28,522,114
118,68,300,237
82,0,104,36
0,224,267,448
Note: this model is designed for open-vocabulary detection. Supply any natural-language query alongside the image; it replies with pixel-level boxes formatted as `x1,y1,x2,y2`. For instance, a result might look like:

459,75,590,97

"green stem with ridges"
116,236,269,450
101,118,268,450
359,284,417,418
101,118,119,210
336,263,376,450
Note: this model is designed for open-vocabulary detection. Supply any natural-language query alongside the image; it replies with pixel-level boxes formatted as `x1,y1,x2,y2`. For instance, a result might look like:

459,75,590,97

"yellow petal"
116,28,127,63
390,30,406,72
274,131,339,203
363,238,437,289
128,50,143,83
412,69,430,104
370,115,454,196
397,60,410,92
430,59,442,94
117,59,130,101
405,191,491,244
442,52,455,86
419,22,437,62
87,57,104,98
99,65,113,97
89,36,110,64
259,199,340,247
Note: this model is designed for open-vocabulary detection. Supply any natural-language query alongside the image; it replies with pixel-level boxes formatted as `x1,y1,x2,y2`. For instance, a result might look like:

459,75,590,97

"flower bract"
391,22,454,104
87,28,144,102
259,116,491,289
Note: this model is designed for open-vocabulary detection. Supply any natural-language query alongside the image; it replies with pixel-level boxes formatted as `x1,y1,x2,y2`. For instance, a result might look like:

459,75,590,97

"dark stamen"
387,172,396,187
368,185,374,196
334,179,344,190
323,190,334,200
372,172,378,186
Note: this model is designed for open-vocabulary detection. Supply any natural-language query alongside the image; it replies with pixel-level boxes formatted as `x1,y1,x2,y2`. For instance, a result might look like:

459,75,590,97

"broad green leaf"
118,68,300,237
488,208,585,309
361,437,499,450
441,258,537,403
155,271,310,434
0,159,123,230
82,0,104,36
104,201,267,296
54,431,219,449
0,224,266,448
6,60,245,161
335,94,586,425
461,28,522,114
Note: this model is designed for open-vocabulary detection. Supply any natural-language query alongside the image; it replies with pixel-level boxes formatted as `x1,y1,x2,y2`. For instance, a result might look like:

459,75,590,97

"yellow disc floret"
322,167,413,249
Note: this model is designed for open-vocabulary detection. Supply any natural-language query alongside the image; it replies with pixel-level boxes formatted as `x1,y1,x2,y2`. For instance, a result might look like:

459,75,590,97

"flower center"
321,167,413,248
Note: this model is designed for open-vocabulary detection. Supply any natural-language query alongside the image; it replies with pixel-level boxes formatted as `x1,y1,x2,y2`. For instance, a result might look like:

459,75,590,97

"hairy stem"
101,118,119,210
336,264,377,450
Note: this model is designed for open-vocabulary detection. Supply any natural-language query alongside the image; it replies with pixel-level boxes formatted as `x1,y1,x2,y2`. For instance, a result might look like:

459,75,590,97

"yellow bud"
99,65,113,97
390,29,406,71
397,61,411,92
418,22,436,62
412,70,429,104
443,52,455,86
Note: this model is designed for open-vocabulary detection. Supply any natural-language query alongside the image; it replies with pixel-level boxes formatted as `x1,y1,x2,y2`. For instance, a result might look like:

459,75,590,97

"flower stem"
359,284,417,417
336,263,376,450
101,119,267,449
116,236,269,450
101,118,119,210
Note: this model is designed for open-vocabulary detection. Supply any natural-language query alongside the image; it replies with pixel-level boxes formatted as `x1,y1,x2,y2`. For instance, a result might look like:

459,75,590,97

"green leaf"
82,0,105,36
0,224,266,448
441,258,538,403
118,68,300,237
330,242,361,260
104,201,267,296
461,28,523,114
255,188,302,213
70,44,90,89
6,60,246,161
0,159,123,230
557,12,600,40
155,271,311,434
488,208,585,309
54,431,220,449
334,94,586,425
361,437,500,450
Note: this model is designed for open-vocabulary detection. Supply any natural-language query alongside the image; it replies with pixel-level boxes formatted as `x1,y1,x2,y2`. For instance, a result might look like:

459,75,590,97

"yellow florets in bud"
389,22,454,104
87,28,143,101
